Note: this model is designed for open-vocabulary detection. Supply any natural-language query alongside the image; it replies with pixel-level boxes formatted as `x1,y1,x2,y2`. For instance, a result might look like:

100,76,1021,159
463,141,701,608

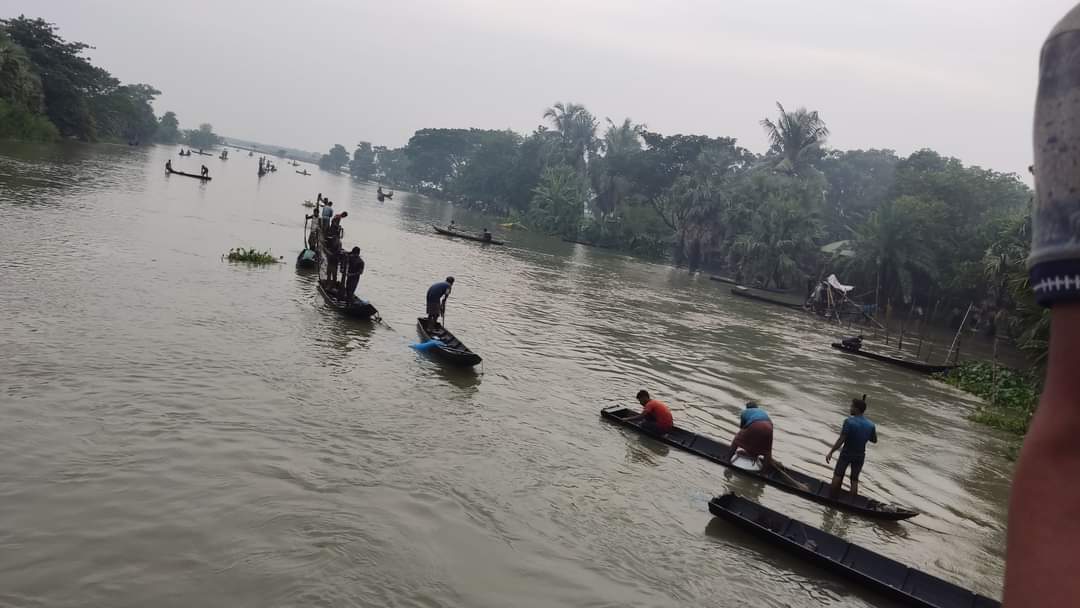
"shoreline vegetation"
0,16,220,148
939,361,1039,457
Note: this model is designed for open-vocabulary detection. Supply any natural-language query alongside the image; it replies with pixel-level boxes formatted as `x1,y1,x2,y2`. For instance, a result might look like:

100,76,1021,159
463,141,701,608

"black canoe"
830,343,957,374
166,168,211,181
416,317,483,367
192,150,213,156
601,406,918,520
562,237,600,247
432,225,505,245
317,279,379,320
730,286,804,310
296,170,310,176
711,276,793,294
708,494,999,608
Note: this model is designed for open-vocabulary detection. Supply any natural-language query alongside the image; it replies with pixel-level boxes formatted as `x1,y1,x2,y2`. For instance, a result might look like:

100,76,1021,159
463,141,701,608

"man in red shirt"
626,389,673,435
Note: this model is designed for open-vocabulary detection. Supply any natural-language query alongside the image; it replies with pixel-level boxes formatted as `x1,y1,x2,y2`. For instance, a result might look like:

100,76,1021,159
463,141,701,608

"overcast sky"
2,0,1073,175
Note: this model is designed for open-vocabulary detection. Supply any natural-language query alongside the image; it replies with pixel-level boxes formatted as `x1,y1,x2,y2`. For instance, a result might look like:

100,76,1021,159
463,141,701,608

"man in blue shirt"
727,402,773,469
426,277,455,324
826,394,877,498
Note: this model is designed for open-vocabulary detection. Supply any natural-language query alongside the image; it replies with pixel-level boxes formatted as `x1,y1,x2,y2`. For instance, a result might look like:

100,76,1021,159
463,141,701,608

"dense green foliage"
339,99,1036,351
225,248,280,264
318,144,349,171
0,16,194,145
940,361,1039,439
349,141,375,179
155,111,181,144
185,123,221,149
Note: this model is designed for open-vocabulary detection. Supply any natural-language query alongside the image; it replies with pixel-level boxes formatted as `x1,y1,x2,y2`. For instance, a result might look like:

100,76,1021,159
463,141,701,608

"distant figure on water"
200,165,209,178
727,401,773,470
344,247,365,301
624,390,673,435
448,220,456,231
426,277,455,323
826,395,877,498
482,227,492,242
165,159,172,172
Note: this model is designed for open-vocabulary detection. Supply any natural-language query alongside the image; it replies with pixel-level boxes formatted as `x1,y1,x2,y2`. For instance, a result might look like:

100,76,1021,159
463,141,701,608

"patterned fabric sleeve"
1032,5,1080,306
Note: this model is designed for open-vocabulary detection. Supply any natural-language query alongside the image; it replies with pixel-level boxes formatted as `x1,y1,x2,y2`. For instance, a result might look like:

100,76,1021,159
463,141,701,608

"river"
0,142,1010,607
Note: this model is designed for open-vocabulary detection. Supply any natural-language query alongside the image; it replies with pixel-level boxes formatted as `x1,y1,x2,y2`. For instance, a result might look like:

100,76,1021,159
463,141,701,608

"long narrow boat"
432,224,505,245
711,276,793,294
166,168,211,181
192,150,213,156
601,406,917,520
317,279,379,320
562,237,600,247
830,343,957,374
416,317,483,367
729,286,804,310
708,494,999,608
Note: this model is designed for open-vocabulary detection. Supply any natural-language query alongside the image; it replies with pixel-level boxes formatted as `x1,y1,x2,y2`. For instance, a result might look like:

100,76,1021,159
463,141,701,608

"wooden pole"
945,303,973,365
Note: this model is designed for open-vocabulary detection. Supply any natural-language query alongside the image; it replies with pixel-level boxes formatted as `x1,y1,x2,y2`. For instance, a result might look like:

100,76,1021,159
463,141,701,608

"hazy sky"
2,0,1073,175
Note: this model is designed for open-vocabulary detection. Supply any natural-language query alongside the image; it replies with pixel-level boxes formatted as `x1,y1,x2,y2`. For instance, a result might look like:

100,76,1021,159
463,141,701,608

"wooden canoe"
166,168,211,181
830,343,957,374
601,406,918,520
432,225,504,245
317,279,379,320
416,317,483,367
709,494,998,607
729,286,804,310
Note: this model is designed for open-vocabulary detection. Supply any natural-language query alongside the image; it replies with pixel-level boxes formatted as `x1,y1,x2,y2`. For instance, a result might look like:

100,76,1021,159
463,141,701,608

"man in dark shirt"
343,247,365,301
426,277,455,323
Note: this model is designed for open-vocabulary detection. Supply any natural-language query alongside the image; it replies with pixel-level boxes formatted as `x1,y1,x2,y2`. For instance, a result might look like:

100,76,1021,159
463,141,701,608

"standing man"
624,390,673,435
200,164,209,177
825,395,877,498
343,247,365,301
727,401,773,469
320,200,334,233
425,277,455,324
330,211,349,240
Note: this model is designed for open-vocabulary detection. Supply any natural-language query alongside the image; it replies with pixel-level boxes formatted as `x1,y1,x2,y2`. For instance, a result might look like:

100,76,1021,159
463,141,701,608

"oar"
770,459,811,492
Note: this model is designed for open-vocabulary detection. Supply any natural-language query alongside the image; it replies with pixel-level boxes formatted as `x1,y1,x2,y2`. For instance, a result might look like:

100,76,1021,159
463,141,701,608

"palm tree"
842,196,938,305
601,117,643,157
543,102,598,175
760,102,830,174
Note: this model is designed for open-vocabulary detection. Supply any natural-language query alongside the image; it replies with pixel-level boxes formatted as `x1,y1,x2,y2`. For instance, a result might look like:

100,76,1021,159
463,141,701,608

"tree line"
0,16,219,147
318,101,1041,354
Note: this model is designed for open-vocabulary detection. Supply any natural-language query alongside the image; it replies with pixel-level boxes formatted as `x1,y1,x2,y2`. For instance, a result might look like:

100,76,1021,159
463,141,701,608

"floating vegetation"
225,247,281,264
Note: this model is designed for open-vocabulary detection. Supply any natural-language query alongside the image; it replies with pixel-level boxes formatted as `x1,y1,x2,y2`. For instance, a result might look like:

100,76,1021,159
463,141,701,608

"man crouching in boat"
625,390,674,435
727,402,773,470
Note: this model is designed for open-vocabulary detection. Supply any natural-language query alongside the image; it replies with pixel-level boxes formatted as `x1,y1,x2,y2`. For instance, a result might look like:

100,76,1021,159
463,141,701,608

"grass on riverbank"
939,361,1039,438
225,248,280,264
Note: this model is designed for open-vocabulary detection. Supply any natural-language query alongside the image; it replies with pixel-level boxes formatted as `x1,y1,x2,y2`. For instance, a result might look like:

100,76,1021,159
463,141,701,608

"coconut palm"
601,117,643,157
543,101,598,174
760,102,830,174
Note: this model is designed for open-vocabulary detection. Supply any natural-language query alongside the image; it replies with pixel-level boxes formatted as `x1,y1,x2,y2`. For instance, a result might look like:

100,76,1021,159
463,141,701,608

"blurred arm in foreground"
1005,4,1080,605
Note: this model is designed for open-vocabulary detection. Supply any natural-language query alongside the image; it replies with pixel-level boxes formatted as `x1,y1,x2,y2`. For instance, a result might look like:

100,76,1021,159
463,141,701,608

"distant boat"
192,150,213,156
296,170,310,176
432,224,504,245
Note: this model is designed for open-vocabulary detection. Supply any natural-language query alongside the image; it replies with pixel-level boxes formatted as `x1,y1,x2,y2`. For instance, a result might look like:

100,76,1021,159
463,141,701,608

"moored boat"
729,286,804,310
708,494,998,608
317,279,379,320
415,317,483,367
830,343,957,374
432,224,505,245
601,405,918,520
